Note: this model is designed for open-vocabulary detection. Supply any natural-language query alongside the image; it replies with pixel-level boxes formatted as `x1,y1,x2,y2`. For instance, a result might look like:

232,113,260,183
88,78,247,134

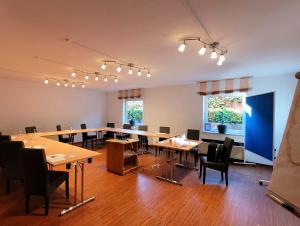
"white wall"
105,74,297,165
0,78,106,141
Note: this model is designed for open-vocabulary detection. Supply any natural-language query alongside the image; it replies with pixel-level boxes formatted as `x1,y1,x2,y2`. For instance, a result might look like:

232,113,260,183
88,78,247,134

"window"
123,100,144,125
203,93,245,135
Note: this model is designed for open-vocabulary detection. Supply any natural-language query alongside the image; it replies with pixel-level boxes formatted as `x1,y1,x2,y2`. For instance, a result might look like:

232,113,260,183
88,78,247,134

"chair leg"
221,171,224,180
179,151,182,164
225,172,228,186
185,152,188,161
45,196,49,216
25,195,30,213
82,140,84,148
91,139,94,148
194,153,198,166
65,178,69,199
199,162,202,178
6,180,10,195
203,167,206,184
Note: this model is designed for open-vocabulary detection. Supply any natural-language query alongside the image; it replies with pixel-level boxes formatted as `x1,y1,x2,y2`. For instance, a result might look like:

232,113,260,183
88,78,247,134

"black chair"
0,135,11,142
81,124,97,148
56,125,72,143
138,125,148,151
116,124,132,140
0,141,25,194
199,137,234,186
179,129,200,166
103,122,115,141
156,126,171,155
22,148,69,215
25,126,37,134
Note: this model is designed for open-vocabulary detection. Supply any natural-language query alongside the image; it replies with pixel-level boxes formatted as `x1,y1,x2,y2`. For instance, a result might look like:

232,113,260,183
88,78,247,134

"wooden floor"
0,145,299,226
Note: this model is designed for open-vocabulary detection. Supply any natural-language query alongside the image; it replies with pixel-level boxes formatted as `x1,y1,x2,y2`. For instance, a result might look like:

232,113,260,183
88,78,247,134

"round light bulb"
211,49,217,59
147,72,151,78
56,82,60,86
128,68,133,75
178,42,186,52
104,77,108,82
114,77,118,83
116,65,122,73
64,83,68,87
44,79,49,84
95,76,99,81
137,70,142,76
198,45,206,55
72,84,75,88
217,59,223,66
81,84,85,88
71,72,76,77
85,75,89,80
101,63,106,70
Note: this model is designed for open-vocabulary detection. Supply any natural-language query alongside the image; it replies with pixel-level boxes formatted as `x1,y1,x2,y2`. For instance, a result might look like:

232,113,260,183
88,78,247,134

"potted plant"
217,107,227,134
128,109,135,126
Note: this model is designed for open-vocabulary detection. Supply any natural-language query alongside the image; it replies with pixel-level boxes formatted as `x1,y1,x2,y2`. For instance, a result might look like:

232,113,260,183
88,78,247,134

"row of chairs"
0,133,69,215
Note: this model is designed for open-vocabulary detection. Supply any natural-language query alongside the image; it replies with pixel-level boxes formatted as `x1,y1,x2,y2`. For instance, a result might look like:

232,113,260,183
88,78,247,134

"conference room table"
12,132,100,216
153,137,202,186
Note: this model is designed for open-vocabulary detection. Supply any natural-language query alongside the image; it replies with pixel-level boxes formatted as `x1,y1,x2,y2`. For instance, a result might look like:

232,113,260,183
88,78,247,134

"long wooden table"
153,137,202,186
12,133,100,216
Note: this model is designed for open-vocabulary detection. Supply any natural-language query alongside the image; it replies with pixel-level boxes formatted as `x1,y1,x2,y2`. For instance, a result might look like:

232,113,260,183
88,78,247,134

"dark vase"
217,124,227,134
129,119,135,126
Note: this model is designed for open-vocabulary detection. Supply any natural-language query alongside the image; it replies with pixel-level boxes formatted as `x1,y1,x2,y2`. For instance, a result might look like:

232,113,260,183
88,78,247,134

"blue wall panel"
245,92,274,161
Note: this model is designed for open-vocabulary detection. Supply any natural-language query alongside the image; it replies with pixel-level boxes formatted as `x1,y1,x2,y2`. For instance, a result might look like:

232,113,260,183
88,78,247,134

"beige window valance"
198,76,252,96
118,88,143,99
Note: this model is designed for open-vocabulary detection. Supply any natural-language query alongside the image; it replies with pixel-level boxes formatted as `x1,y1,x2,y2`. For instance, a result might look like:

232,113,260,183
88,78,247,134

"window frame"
202,93,246,136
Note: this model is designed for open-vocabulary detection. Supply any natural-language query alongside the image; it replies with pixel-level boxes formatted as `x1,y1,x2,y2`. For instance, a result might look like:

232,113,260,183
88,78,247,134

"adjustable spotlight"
198,44,206,55
44,79,49,84
81,84,85,88
72,83,76,88
56,82,61,86
128,68,133,75
217,59,223,66
85,74,89,80
211,49,217,59
71,72,76,77
64,83,68,87
116,65,122,73
219,52,225,62
95,76,99,81
101,63,107,70
178,41,186,52
114,77,118,83
104,76,108,82
146,71,151,78
137,69,142,76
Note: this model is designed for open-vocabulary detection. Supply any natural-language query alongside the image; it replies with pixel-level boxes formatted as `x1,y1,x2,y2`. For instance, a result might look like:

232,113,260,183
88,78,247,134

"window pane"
124,100,144,125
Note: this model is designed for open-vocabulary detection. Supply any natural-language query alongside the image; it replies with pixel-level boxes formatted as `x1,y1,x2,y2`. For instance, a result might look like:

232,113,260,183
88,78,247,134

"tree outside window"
124,100,144,125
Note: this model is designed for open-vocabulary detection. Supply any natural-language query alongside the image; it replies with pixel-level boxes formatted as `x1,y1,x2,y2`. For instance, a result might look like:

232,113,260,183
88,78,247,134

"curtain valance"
118,88,143,99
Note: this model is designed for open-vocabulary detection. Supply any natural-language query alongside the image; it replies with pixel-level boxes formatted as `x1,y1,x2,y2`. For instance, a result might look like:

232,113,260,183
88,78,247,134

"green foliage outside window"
127,100,143,123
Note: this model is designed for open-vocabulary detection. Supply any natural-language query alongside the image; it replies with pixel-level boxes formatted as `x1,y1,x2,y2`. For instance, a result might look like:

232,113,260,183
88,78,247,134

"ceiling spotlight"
217,59,223,66
116,65,122,73
128,68,133,75
104,76,108,82
81,84,85,88
101,63,107,70
85,74,89,80
147,71,151,78
56,82,60,86
198,45,206,55
114,77,118,83
72,83,75,88
211,49,217,59
219,53,225,62
178,41,186,52
137,69,142,76
71,72,76,77
44,79,49,84
95,76,99,81
64,83,68,87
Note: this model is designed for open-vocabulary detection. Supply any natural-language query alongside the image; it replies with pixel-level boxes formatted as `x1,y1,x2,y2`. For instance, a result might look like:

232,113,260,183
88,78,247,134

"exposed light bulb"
128,68,133,75
85,74,89,80
72,84,75,88
198,45,206,55
44,79,49,84
219,53,225,62
81,84,85,88
211,49,217,59
71,72,76,77
104,76,108,82
217,59,223,66
147,72,151,78
56,82,60,86
64,83,68,87
101,63,107,70
137,70,142,76
178,41,186,52
114,77,118,83
116,65,122,73
95,76,99,81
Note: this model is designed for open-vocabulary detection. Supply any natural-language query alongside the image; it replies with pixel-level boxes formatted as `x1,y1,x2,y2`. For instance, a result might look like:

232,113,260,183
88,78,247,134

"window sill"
202,131,244,137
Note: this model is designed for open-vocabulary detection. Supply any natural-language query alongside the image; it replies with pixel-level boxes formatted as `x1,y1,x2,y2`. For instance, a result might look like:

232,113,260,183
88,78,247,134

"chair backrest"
107,122,115,128
22,148,48,196
123,124,132,130
56,125,63,141
81,124,88,138
187,129,200,140
0,141,25,179
0,135,11,142
223,137,234,164
25,126,37,134
0,131,2,136
138,125,148,131
159,126,170,134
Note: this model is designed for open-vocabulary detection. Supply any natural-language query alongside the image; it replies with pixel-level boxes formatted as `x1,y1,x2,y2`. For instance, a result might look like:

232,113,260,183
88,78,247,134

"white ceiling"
0,0,299,91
